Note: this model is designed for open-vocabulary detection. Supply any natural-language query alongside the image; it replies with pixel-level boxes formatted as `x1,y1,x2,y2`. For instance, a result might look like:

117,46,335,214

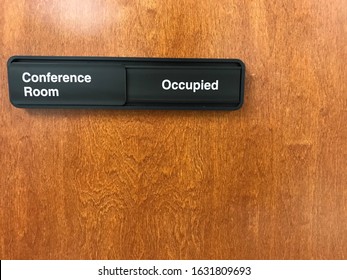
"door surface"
0,0,346,259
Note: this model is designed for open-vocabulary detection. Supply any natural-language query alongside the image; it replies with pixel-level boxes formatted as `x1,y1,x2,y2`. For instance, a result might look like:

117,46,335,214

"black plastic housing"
8,56,245,110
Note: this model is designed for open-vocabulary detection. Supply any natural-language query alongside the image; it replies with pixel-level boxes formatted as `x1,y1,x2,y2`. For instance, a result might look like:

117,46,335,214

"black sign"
8,57,245,110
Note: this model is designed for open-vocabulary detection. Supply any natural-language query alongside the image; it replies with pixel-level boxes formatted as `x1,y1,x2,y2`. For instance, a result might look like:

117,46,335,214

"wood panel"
0,0,346,259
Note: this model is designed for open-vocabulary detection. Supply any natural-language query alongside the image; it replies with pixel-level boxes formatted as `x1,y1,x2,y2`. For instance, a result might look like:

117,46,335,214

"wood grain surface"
0,0,346,259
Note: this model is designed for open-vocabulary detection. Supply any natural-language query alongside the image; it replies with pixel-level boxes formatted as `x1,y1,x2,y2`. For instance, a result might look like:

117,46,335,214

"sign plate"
8,57,245,110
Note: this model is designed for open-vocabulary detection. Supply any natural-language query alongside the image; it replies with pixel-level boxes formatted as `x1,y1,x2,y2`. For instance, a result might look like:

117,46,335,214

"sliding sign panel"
8,57,245,110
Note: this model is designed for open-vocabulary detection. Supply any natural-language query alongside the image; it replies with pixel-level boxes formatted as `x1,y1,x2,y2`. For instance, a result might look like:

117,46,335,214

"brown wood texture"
0,0,346,260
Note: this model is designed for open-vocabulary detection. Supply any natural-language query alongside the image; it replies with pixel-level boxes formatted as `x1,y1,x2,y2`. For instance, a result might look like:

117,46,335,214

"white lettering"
21,72,92,83
24,87,59,97
193,82,200,93
171,82,178,90
162,79,219,92
24,86,31,96
38,74,47,82
32,88,41,97
162,79,171,90
211,80,218,90
22,72,31,83
31,75,39,83
84,75,91,83
63,75,70,82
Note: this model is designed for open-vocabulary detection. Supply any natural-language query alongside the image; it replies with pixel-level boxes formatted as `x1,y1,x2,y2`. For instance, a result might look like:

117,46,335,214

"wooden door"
0,0,346,259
